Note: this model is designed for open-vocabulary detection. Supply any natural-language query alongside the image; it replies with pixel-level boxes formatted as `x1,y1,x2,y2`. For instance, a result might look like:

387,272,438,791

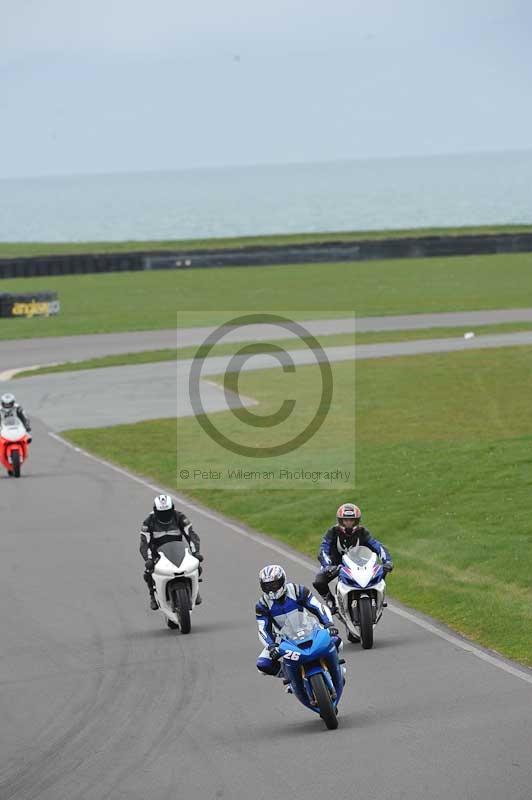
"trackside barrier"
1,233,532,279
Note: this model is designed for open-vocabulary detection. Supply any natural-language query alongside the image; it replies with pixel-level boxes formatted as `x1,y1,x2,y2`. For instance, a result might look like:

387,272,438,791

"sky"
1,0,531,178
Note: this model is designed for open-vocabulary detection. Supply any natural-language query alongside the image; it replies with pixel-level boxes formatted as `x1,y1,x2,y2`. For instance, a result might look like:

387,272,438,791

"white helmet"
153,494,175,524
1,393,16,411
259,565,287,600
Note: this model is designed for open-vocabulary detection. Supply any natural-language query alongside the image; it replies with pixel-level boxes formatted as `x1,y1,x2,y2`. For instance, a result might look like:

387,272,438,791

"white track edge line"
49,430,532,687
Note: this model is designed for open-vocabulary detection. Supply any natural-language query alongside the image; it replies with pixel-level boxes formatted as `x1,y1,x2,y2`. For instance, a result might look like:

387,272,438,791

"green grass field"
15,320,532,377
1,223,531,259
65,344,532,666
2,251,532,341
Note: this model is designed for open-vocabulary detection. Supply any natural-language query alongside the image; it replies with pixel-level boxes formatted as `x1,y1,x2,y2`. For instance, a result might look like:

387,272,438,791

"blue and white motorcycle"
277,610,345,730
335,545,387,649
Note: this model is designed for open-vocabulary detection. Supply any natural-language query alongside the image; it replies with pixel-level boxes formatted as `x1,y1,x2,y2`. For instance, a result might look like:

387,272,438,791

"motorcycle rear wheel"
174,585,191,634
309,673,338,730
11,450,21,478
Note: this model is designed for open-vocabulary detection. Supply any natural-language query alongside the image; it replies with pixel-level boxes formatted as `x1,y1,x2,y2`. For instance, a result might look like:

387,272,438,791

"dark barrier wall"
0,292,60,318
0,253,144,279
2,232,532,279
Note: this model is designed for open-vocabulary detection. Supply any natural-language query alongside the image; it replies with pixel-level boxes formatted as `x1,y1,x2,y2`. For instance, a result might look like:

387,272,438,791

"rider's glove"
144,558,154,572
195,553,204,562
268,645,281,661
325,565,340,579
382,561,394,574
27,435,33,443
326,625,339,637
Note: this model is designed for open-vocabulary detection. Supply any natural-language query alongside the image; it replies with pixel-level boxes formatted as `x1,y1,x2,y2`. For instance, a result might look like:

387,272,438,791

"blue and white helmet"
259,564,287,600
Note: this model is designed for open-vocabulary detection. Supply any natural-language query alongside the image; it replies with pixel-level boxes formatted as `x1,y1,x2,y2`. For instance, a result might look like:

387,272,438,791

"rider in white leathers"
0,393,32,440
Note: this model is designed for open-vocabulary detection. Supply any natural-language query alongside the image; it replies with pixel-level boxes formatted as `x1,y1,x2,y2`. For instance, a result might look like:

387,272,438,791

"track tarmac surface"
2,311,532,798
2,307,532,373
0,425,531,800
4,329,532,429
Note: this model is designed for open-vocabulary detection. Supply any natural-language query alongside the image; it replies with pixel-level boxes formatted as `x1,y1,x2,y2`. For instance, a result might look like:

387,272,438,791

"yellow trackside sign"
11,299,60,318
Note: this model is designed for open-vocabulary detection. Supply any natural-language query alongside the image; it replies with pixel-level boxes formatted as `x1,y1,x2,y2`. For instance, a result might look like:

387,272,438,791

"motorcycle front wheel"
173,585,191,634
11,450,21,478
309,673,338,730
358,596,374,649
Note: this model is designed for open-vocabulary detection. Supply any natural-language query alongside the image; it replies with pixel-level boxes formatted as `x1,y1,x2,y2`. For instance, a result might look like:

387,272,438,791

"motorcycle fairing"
279,626,344,713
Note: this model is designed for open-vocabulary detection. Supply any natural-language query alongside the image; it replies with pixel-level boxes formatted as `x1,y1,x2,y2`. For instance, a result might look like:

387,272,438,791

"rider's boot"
281,671,293,694
337,641,347,684
143,570,158,610
195,592,202,605
325,592,338,615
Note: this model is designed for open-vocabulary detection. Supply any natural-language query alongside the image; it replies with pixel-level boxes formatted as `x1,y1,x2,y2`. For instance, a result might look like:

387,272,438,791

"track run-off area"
1,309,531,800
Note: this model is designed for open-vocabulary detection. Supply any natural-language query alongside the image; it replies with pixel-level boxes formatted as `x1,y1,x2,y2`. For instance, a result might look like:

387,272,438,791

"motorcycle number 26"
283,650,301,661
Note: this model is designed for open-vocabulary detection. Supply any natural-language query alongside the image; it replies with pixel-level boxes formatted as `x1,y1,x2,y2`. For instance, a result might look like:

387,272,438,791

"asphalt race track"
0,421,531,800
2,307,532,373
1,309,532,799
4,328,532,429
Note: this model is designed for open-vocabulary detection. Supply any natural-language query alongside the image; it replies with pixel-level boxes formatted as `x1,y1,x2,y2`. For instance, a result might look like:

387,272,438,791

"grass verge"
1,223,532,259
64,345,532,667
2,251,532,341
15,320,532,377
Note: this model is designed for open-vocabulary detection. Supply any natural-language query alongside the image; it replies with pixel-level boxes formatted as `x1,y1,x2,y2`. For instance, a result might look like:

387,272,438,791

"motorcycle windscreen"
344,545,375,567
158,540,187,568
0,417,26,439
277,609,320,643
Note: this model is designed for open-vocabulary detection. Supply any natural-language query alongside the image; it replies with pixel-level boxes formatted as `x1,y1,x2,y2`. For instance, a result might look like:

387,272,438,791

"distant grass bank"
2,223,532,259
65,345,532,667
15,320,532,377
2,251,532,341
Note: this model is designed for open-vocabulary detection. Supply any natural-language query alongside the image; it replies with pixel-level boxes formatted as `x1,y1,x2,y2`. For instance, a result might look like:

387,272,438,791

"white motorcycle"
151,540,201,633
334,545,387,649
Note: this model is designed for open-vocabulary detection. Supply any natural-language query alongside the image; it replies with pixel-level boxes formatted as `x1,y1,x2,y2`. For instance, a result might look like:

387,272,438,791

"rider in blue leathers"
255,565,340,677
313,502,394,613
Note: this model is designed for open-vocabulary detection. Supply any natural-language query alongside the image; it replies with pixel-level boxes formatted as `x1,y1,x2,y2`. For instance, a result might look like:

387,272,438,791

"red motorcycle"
0,416,31,477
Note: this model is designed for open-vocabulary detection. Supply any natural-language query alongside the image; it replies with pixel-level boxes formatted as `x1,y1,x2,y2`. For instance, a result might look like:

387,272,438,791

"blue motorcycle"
277,612,345,730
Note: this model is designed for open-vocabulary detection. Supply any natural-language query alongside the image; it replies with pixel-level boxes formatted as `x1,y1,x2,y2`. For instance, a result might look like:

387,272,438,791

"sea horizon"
1,148,531,243
2,146,532,184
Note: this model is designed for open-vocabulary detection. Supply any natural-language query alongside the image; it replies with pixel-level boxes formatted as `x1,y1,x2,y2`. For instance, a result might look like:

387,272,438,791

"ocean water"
1,150,531,243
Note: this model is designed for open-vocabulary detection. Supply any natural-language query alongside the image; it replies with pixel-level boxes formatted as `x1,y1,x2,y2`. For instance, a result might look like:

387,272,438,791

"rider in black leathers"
140,494,202,610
